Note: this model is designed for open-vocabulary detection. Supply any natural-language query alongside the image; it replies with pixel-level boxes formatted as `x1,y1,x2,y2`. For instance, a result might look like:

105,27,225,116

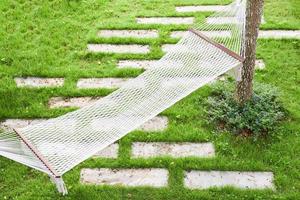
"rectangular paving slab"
136,17,194,25
117,60,158,69
80,168,168,187
184,171,274,189
1,116,168,132
161,44,200,54
206,16,239,25
131,142,215,158
255,59,265,70
176,5,228,13
93,143,119,159
98,30,159,38
87,44,150,54
14,77,64,88
161,44,264,69
259,30,300,39
0,119,47,131
170,30,300,39
170,30,231,39
137,116,168,132
77,78,132,89
48,97,102,108
161,44,176,53
206,16,265,25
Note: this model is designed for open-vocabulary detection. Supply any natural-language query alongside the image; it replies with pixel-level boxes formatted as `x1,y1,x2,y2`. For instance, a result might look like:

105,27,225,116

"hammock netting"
0,0,246,194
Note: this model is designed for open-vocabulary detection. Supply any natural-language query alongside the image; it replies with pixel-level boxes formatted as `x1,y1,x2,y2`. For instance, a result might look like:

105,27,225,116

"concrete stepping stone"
259,30,300,39
48,97,167,131
87,44,150,54
184,171,274,189
136,17,194,25
1,116,168,132
48,97,102,108
131,142,215,158
77,78,131,89
14,77,64,88
162,44,264,68
255,59,265,70
117,60,158,69
117,60,180,69
93,143,119,158
161,44,195,53
176,5,228,13
98,30,159,38
206,16,265,25
170,30,231,39
137,116,168,132
206,17,239,25
171,30,300,39
80,168,168,187
0,119,47,130
162,44,176,53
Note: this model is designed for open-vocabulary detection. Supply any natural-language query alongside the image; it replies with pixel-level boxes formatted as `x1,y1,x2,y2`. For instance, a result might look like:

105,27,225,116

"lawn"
0,0,299,199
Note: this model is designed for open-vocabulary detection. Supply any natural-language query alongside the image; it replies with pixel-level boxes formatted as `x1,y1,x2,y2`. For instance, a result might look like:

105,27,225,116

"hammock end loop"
50,176,68,195
233,63,243,81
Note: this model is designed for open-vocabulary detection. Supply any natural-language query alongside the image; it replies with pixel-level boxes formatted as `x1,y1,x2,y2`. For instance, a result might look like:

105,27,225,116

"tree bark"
235,0,264,104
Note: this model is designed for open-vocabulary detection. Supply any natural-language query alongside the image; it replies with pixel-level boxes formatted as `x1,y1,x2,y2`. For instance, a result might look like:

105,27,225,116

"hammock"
0,0,246,194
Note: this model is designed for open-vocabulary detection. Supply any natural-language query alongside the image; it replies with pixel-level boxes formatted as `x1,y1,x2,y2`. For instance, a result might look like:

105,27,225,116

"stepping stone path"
175,5,264,24
117,59,265,70
170,30,231,39
184,171,274,189
162,44,205,53
48,97,102,108
81,168,168,187
170,30,300,40
11,2,280,191
0,116,168,133
98,30,159,38
255,59,265,70
138,116,168,132
14,77,64,88
176,5,227,13
131,142,215,158
259,30,300,39
206,16,265,25
87,44,150,54
117,60,157,69
0,119,47,130
136,17,194,25
206,16,242,25
161,44,176,53
77,78,132,89
94,143,119,159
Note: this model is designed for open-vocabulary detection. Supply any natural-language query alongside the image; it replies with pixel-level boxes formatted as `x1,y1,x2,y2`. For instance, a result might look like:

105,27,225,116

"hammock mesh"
0,0,246,194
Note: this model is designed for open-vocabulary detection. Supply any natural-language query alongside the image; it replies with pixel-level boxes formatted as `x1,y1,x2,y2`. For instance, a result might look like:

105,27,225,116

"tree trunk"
235,0,264,104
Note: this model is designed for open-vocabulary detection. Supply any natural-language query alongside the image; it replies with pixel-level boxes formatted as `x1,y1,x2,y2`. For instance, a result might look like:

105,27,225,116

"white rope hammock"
0,0,246,195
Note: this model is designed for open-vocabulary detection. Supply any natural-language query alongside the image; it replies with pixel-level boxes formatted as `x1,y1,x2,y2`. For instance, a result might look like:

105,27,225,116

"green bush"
205,81,286,137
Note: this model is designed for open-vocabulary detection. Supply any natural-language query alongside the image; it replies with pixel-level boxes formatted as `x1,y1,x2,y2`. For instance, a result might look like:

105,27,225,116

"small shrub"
205,81,286,138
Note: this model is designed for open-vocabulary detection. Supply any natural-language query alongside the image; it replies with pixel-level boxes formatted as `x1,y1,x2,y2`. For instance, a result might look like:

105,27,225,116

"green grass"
262,0,300,30
0,0,300,199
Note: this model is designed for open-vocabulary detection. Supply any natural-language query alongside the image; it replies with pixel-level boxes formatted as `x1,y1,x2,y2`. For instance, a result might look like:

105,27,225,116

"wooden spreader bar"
189,28,245,62
13,128,60,178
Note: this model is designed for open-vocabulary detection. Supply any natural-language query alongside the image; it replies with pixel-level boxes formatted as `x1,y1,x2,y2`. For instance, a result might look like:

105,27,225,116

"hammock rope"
0,0,246,195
